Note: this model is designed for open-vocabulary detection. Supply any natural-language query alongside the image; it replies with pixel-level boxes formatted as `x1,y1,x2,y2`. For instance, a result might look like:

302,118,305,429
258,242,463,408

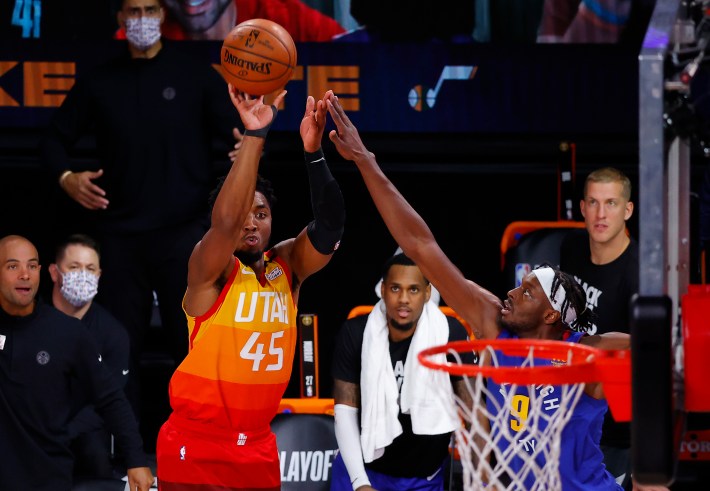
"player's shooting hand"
300,90,331,153
125,466,154,491
228,127,244,163
325,94,375,164
228,84,286,132
60,169,109,210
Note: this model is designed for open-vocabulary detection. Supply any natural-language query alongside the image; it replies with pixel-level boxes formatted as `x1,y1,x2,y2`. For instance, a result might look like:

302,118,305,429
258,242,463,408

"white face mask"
60,270,99,307
125,16,162,51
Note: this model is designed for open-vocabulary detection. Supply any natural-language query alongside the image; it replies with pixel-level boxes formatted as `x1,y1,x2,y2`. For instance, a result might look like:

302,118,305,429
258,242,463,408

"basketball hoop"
418,338,630,491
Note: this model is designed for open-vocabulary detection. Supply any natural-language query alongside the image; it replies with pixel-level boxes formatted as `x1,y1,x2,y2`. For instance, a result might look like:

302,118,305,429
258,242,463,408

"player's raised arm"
185,87,285,309
325,94,501,339
275,91,345,284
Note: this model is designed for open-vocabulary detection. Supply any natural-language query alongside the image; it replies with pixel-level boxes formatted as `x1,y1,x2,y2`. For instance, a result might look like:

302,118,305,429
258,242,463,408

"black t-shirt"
39,42,241,233
560,229,639,335
82,302,130,390
66,302,131,437
0,301,145,491
332,313,473,477
559,228,638,447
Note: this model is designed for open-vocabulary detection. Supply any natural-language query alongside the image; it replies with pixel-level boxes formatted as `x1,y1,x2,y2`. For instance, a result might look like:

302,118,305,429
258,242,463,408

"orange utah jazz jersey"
169,251,297,430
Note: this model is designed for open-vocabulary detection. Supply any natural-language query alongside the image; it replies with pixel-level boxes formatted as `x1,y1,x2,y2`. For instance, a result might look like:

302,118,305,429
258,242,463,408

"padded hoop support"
630,294,675,485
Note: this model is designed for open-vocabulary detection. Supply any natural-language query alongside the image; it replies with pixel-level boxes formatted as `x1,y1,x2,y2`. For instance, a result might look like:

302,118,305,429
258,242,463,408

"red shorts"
157,414,280,490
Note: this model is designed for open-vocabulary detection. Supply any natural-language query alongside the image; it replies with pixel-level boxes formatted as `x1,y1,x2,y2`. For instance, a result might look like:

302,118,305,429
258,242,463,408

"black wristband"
244,105,278,138
304,148,325,165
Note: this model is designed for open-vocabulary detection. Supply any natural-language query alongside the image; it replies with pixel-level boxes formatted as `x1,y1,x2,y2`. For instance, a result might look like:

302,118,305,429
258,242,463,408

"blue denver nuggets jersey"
486,330,622,490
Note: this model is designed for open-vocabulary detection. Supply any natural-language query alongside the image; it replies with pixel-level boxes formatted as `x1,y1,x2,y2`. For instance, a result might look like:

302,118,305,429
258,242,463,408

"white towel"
400,301,458,435
360,300,402,463
359,299,458,463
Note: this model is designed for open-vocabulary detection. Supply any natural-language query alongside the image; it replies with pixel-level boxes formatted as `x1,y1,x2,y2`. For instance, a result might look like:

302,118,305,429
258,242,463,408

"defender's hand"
325,94,374,164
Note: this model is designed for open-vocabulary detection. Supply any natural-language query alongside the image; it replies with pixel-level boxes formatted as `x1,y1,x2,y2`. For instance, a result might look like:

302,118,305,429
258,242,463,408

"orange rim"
417,338,630,386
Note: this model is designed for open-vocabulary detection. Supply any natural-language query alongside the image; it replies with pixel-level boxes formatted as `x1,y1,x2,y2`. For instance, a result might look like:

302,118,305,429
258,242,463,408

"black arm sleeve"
304,148,345,255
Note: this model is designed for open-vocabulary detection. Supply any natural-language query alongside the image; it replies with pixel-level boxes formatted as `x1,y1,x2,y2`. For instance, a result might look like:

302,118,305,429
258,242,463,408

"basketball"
221,19,297,96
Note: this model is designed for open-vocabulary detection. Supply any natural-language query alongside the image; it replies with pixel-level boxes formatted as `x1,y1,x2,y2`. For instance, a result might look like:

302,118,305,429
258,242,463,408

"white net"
438,344,588,491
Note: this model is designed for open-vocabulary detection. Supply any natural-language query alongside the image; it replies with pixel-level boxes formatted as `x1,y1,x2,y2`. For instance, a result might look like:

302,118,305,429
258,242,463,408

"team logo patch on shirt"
163,87,176,100
237,433,247,446
36,351,50,365
265,266,283,281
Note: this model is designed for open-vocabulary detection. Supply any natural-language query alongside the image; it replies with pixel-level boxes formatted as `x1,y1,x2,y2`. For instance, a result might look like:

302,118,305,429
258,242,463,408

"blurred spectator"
116,0,345,41
333,0,476,42
537,0,655,45
39,0,241,420
48,233,131,480
333,0,360,32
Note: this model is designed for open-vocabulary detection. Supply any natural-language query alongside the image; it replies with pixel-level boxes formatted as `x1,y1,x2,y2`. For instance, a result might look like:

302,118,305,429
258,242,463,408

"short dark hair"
382,253,429,284
54,234,101,263
208,174,277,212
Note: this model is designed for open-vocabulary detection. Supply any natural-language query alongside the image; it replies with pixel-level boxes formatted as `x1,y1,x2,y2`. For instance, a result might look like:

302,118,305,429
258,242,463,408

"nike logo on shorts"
426,468,442,481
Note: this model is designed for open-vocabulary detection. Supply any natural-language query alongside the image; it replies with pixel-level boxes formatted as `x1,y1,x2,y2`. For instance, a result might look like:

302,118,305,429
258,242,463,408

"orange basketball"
221,19,297,96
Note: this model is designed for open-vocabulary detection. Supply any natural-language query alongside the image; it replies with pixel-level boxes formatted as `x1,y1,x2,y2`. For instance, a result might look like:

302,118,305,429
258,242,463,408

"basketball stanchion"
418,339,631,491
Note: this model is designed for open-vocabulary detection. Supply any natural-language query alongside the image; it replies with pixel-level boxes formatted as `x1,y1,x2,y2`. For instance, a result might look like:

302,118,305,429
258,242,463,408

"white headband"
533,266,577,326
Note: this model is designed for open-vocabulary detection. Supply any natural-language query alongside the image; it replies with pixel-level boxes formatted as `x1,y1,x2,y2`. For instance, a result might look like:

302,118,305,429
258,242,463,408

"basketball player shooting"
324,92,633,490
155,87,344,490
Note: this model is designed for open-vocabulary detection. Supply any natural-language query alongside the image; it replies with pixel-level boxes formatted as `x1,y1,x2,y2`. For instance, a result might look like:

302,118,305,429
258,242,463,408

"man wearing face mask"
0,234,153,491
39,0,242,432
48,234,132,481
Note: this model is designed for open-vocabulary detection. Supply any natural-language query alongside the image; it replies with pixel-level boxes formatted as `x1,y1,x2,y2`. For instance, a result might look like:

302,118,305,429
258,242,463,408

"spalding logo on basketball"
221,18,297,96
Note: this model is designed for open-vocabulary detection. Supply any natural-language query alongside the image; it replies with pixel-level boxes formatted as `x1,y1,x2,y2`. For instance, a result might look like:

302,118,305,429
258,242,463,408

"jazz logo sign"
408,65,478,111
